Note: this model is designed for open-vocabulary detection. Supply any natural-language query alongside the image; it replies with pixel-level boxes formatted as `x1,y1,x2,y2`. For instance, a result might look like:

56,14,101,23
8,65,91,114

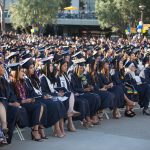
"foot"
31,129,43,142
53,130,64,138
67,124,77,132
143,108,150,116
38,128,48,139
68,111,80,117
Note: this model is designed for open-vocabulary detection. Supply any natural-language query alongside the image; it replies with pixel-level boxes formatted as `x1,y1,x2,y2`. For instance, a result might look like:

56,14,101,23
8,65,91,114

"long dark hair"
42,63,57,84
26,66,40,89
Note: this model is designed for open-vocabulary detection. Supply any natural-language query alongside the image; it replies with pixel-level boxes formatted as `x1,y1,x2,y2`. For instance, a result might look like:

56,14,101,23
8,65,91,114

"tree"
59,0,71,10
95,0,150,34
9,0,62,30
0,0,5,34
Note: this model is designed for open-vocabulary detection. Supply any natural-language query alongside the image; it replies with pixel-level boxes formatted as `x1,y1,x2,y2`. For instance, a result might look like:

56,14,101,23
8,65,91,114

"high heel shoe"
2,128,9,138
124,110,135,117
31,129,43,142
38,127,48,139
53,130,64,138
143,109,150,116
67,124,77,132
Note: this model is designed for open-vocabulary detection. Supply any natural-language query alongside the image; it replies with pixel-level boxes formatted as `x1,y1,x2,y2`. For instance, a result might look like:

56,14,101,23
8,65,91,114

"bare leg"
0,102,7,129
67,117,76,132
67,93,80,117
59,118,65,136
53,121,64,138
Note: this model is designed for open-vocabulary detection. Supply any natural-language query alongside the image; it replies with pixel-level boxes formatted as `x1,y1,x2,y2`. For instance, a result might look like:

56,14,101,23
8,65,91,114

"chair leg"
15,125,25,141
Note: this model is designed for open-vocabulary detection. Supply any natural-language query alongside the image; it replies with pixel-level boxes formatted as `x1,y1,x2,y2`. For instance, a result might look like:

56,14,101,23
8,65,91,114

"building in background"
2,0,111,36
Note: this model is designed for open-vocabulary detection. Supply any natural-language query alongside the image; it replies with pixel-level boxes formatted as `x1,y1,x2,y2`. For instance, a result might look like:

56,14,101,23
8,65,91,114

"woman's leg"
59,118,65,136
67,117,76,132
53,121,64,138
68,93,80,117
32,105,44,141
0,102,7,130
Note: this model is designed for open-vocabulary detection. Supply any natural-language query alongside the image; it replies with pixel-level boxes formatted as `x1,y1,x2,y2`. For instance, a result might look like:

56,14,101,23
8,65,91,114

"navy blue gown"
93,72,115,109
25,76,66,127
57,73,91,121
71,73,101,117
125,72,150,109
99,73,124,108
0,77,28,144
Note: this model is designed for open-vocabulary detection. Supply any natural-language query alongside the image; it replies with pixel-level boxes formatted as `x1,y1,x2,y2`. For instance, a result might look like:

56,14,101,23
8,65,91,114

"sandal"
38,127,48,139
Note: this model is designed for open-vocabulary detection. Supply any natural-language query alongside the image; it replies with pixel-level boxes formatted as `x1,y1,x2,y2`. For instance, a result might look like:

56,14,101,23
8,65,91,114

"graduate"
125,61,150,115
21,58,67,138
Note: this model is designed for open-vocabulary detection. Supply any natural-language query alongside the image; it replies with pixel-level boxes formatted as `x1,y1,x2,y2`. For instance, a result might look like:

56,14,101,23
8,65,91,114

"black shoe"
143,109,150,116
31,130,43,142
130,110,136,116
124,110,135,117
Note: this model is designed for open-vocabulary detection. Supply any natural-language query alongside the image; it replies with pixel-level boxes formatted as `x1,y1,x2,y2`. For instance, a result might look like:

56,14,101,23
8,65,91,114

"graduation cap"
8,62,20,71
143,56,150,65
72,58,86,66
6,52,20,63
72,51,83,58
21,58,34,69
124,61,135,68
41,56,54,65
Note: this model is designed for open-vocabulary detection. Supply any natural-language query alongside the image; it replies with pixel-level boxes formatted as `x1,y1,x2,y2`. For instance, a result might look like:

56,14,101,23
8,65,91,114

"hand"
100,88,107,91
22,98,32,104
84,87,91,92
75,93,79,96
89,85,94,91
58,91,64,97
44,95,49,100
9,102,20,107
109,83,113,88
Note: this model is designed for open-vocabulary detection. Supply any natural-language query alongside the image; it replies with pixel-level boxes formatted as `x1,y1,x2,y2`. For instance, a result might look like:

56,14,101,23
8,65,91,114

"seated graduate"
22,58,67,138
56,58,96,128
0,61,25,145
140,56,150,84
87,55,115,119
56,59,86,132
10,62,47,141
71,60,101,124
111,56,136,117
98,59,125,119
125,61,150,115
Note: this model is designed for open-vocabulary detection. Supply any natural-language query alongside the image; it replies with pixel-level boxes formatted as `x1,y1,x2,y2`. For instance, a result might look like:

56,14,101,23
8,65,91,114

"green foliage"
95,0,150,33
59,0,71,10
9,0,62,29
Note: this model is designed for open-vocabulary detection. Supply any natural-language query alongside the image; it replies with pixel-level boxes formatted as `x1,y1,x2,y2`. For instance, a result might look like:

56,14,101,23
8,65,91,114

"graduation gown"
0,77,27,144
57,73,91,120
99,73,124,108
71,73,101,116
94,72,115,109
25,77,65,127
125,72,150,108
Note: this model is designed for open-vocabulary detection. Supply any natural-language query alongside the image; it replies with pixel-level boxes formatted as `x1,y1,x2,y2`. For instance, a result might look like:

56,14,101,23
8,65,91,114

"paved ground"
1,110,150,150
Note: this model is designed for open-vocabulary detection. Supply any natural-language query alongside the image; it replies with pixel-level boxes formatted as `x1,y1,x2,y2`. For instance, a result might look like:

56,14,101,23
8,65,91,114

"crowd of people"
0,32,150,146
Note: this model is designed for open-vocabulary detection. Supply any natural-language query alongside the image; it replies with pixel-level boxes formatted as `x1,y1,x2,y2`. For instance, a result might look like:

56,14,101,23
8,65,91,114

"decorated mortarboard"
72,58,86,66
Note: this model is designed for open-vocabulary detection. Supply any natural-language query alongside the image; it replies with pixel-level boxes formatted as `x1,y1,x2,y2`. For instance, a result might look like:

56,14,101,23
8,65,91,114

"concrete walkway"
1,110,150,150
